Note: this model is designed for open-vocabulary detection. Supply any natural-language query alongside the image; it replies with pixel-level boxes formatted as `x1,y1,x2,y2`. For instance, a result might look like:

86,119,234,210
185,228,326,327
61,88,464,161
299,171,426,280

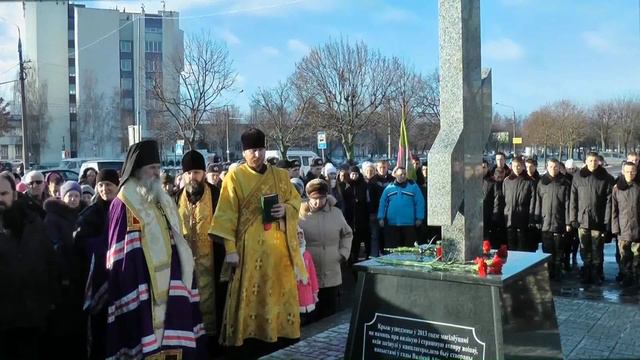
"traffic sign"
317,131,327,150
512,137,522,145
176,140,184,156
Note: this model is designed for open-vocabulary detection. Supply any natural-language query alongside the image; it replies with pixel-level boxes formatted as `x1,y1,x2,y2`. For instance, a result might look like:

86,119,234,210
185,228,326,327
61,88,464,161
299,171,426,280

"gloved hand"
225,252,240,267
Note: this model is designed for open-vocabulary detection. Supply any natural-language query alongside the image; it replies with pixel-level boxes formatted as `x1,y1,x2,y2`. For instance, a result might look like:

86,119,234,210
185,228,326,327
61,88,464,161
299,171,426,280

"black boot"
594,265,603,286
581,265,592,285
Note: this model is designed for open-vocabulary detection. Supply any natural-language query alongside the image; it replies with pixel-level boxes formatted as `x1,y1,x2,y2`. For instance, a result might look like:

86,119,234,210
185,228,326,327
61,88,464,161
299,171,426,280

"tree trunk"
343,140,354,161
279,141,289,158
600,133,606,152
559,146,563,161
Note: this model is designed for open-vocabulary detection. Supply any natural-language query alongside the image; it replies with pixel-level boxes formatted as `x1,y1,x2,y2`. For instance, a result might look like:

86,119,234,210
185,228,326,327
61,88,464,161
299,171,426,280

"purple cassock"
98,197,207,359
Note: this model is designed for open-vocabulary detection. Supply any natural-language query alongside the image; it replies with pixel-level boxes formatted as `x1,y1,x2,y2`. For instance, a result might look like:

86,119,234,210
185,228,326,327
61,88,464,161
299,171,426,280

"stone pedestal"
344,252,563,360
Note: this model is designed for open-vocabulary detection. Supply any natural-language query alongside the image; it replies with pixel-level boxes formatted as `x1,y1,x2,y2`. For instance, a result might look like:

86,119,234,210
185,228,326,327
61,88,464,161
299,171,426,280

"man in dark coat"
340,166,371,263
535,159,571,280
303,158,326,186
372,159,395,187
482,160,495,245
526,158,542,251
489,151,511,177
0,172,57,360
491,166,508,248
570,151,613,285
612,161,640,287
498,156,536,251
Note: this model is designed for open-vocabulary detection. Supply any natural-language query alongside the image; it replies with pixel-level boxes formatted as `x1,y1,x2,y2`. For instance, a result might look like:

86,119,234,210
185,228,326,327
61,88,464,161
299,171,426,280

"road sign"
176,140,184,156
317,131,327,150
512,137,522,145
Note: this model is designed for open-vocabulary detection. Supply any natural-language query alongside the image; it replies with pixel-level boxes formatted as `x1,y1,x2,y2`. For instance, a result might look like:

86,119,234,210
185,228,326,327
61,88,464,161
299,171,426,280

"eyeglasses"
28,180,43,186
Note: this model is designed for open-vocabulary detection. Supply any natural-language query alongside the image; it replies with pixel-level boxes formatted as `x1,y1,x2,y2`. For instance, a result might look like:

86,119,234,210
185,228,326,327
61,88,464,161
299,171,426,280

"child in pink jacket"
297,226,319,324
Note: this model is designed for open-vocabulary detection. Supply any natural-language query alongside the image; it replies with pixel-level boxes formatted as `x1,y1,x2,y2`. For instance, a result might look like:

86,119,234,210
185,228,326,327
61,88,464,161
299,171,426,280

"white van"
265,150,320,177
79,159,125,178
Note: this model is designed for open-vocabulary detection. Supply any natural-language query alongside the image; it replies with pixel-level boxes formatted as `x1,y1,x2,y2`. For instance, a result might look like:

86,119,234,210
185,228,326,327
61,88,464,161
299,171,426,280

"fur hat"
305,179,329,196
182,150,206,172
241,128,266,150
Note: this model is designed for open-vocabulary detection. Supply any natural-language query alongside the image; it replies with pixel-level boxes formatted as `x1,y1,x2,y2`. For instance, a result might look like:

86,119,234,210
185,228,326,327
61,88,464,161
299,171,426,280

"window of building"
120,40,132,52
68,30,74,40
120,59,132,71
0,145,8,160
145,58,161,72
70,105,77,114
145,40,162,53
69,83,76,95
69,65,75,77
145,26,162,33
14,145,22,159
121,77,133,90
123,98,133,110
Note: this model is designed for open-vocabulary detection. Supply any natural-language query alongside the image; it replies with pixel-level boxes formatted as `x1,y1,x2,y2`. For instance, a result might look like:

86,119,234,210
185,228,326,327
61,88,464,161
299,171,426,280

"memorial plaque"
363,313,485,360
344,252,563,360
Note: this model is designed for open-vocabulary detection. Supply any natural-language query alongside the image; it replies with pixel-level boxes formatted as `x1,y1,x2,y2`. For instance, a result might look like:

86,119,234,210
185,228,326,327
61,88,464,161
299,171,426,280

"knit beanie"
96,169,120,186
60,181,82,198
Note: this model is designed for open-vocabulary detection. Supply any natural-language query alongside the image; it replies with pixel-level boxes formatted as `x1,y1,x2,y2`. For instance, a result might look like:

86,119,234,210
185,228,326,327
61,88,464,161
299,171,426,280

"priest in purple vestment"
100,140,207,359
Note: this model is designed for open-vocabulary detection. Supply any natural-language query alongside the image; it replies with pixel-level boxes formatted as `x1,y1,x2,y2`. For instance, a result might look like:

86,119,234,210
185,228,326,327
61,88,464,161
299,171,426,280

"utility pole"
18,27,29,169
225,105,230,162
387,105,391,159
495,102,517,155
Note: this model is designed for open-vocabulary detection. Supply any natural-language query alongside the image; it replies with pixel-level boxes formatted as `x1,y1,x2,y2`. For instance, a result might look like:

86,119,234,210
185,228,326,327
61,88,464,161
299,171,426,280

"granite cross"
427,0,493,261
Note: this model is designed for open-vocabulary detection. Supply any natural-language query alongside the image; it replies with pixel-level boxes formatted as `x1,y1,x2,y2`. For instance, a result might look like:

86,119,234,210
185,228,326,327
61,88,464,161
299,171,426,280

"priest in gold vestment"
210,128,307,350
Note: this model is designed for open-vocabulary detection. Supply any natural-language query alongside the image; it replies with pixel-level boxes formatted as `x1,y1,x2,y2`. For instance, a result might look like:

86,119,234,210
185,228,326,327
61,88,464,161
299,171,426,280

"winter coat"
74,199,111,305
371,173,395,189
43,198,84,334
570,166,612,231
498,172,536,229
492,178,506,227
489,164,511,177
299,196,353,288
483,175,495,234
377,180,425,226
366,180,384,216
612,176,640,242
535,173,571,233
0,200,57,330
19,192,46,219
340,177,370,234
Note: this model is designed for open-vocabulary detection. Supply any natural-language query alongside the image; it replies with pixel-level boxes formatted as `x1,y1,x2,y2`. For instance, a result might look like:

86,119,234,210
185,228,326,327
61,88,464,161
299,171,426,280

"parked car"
41,169,79,182
79,159,124,177
265,150,320,176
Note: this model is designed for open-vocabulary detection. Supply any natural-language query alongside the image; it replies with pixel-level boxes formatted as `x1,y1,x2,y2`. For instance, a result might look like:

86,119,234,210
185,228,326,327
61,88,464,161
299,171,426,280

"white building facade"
22,1,183,165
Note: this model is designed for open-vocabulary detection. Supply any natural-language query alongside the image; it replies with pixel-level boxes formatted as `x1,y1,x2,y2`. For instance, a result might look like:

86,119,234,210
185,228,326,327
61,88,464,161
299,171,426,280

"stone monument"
427,0,486,262
344,1,562,359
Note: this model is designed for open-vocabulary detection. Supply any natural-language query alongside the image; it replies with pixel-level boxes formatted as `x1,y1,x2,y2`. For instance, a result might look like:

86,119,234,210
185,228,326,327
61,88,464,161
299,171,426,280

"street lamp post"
495,102,517,155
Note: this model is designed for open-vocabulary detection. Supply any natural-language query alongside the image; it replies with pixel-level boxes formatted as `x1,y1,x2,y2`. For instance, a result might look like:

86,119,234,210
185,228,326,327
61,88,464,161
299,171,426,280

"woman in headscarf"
339,166,371,264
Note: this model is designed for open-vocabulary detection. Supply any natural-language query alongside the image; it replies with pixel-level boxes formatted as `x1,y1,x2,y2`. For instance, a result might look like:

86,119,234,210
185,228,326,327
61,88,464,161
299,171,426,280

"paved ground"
258,243,640,360
262,297,640,360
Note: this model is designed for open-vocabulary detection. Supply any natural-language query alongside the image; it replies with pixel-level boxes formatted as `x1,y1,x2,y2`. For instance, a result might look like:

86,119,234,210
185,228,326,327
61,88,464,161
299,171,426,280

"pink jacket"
297,250,319,313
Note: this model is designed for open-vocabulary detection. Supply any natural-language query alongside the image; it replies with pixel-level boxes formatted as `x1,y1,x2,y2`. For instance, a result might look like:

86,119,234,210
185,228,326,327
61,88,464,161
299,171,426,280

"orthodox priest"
104,140,206,359
176,150,224,345
210,128,307,352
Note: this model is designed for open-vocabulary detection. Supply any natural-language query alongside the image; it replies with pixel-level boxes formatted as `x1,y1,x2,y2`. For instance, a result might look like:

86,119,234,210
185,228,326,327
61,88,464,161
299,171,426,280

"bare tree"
551,100,586,159
151,30,236,150
522,105,555,158
294,38,396,160
614,97,640,154
199,105,242,158
590,100,616,151
251,78,311,157
14,68,49,164
77,72,121,157
0,97,10,136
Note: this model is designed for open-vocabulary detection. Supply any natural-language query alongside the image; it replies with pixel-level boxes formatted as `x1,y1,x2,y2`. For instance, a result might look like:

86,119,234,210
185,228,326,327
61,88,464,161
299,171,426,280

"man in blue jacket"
377,167,426,249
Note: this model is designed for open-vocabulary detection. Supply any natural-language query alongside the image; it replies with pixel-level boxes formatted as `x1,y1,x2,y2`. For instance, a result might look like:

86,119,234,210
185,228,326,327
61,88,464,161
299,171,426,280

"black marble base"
344,251,562,360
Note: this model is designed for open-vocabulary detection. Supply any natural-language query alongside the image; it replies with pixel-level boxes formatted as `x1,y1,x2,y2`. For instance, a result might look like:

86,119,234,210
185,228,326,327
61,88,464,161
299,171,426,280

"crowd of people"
483,151,640,287
3,124,635,359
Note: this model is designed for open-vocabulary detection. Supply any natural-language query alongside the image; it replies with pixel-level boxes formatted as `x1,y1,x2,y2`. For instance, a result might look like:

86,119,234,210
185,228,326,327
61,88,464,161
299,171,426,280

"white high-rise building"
22,1,183,165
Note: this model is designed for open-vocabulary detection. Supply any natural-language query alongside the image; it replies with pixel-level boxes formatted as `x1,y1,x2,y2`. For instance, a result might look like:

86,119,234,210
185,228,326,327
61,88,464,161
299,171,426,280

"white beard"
136,177,165,204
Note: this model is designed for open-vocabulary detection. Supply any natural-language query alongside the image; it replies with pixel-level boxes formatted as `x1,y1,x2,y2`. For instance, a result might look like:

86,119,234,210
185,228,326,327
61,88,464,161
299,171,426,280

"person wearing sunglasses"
22,170,48,219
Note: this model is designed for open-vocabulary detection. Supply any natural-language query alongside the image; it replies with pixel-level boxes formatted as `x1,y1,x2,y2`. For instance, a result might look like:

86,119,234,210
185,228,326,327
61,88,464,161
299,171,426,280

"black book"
262,194,279,224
